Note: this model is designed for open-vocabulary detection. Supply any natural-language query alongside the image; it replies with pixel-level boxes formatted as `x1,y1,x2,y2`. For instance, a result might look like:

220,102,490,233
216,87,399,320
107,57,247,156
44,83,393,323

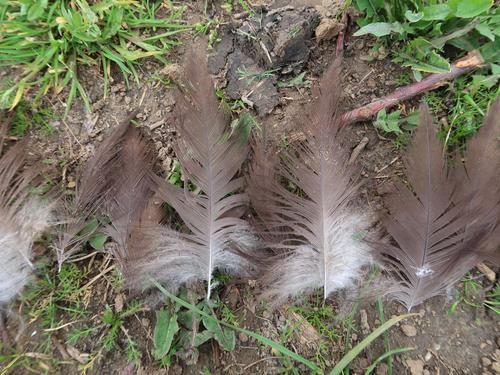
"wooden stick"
341,51,485,126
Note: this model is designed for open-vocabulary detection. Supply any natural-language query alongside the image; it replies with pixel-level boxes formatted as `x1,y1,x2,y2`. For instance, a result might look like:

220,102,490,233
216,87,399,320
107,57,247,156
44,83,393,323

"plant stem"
341,51,485,126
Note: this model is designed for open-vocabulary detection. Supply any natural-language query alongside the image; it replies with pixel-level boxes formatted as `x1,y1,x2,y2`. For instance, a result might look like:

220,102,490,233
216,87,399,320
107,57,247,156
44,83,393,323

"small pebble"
492,362,500,373
376,362,388,375
401,324,417,337
238,332,249,343
360,309,369,332
483,357,492,367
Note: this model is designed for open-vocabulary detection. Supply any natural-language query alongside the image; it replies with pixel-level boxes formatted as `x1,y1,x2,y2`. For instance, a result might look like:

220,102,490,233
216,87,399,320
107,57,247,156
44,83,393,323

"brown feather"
248,57,373,305
458,97,500,261
122,44,257,298
379,100,500,310
54,114,138,267
79,53,257,294
102,124,157,263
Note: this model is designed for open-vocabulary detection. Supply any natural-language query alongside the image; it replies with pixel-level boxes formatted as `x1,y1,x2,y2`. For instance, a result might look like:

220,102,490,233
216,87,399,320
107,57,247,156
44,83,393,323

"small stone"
376,362,388,375
171,364,183,375
315,18,342,42
67,181,76,189
492,362,500,373
114,294,124,313
239,332,249,343
124,96,131,105
405,359,424,375
355,40,365,50
481,343,488,349
158,147,169,160
401,324,417,337
483,357,492,367
360,309,369,332
424,352,432,361
487,340,493,345
432,343,441,351
423,370,431,375
351,333,358,341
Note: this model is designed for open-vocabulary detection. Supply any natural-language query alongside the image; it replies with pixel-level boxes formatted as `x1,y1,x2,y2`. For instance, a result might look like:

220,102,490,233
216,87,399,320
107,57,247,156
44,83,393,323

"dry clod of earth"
483,357,493,366
375,362,389,375
315,18,343,42
492,361,500,373
405,358,425,375
359,309,370,333
401,324,418,337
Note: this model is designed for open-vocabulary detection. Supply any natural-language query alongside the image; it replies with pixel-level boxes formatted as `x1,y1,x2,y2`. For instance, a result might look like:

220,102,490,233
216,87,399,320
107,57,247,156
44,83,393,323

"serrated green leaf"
405,51,451,73
479,39,500,62
405,10,423,23
153,309,179,360
202,307,235,351
376,108,387,120
194,331,214,346
353,22,404,37
353,0,384,18
475,24,495,41
89,233,107,250
449,0,493,18
387,110,401,121
374,109,402,134
422,4,450,21
79,218,99,237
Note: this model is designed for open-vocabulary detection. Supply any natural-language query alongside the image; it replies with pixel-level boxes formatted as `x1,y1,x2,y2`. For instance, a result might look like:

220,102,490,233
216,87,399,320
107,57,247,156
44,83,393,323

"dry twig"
341,51,485,126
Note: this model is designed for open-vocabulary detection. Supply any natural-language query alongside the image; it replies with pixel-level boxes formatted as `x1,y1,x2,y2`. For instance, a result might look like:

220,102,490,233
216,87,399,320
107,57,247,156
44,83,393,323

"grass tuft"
0,0,191,116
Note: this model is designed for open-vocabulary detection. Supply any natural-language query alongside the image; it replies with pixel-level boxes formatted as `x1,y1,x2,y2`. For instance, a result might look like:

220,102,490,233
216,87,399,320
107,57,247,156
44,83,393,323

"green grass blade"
364,347,414,375
329,313,418,375
152,279,321,373
376,298,392,374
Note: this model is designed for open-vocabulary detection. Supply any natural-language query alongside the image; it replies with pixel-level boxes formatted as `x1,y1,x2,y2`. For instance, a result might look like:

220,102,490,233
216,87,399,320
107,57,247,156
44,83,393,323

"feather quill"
0,141,52,305
379,100,499,310
248,57,373,305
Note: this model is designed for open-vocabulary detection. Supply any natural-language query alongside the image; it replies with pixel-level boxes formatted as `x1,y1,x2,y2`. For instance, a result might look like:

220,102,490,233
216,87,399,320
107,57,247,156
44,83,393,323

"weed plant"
0,0,191,116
